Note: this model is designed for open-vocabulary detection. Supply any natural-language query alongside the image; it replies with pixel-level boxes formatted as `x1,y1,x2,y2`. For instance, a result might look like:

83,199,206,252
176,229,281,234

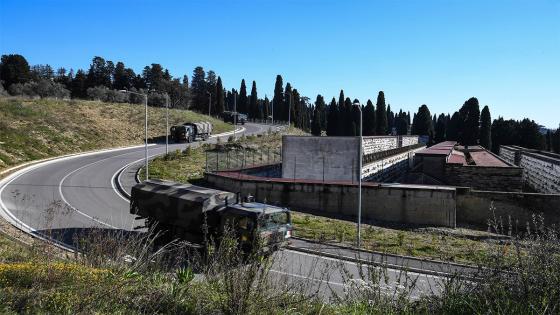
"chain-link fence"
205,147,282,172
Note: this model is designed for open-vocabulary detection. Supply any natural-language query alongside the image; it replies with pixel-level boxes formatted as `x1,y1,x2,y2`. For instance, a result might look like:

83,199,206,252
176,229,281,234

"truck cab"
220,202,292,253
170,125,194,143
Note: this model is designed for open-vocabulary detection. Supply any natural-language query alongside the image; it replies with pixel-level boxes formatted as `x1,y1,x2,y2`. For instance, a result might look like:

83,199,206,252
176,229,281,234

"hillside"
0,97,233,171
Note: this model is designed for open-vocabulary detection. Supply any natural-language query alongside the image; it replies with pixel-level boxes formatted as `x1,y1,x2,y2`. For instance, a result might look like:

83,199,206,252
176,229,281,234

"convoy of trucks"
170,121,213,143
130,179,292,253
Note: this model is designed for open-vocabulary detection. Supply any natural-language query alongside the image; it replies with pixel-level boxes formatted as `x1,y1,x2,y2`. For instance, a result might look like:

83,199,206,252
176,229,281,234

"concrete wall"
206,172,456,227
444,164,523,192
362,146,425,181
519,152,560,194
456,187,560,227
499,146,560,194
282,136,360,182
282,135,420,182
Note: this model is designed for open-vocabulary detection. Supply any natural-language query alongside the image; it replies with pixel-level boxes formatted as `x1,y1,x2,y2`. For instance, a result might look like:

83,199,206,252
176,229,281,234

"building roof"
415,141,456,156
469,151,509,167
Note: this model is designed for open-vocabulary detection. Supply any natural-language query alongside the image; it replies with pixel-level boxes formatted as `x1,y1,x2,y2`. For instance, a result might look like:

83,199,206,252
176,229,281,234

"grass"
0,97,232,171
291,211,493,264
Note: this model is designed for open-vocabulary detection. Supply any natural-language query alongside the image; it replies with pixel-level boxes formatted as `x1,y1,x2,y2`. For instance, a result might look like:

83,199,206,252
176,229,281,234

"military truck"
222,111,247,125
170,121,213,143
130,179,292,252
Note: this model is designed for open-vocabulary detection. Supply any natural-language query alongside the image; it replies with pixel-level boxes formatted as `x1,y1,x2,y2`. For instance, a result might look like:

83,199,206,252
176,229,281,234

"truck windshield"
259,212,289,229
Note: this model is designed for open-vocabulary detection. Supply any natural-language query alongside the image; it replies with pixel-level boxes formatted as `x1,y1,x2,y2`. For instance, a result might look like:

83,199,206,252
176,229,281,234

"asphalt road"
0,122,448,300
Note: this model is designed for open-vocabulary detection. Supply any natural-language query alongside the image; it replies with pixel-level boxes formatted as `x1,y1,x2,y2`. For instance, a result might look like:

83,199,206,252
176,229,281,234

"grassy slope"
0,97,233,171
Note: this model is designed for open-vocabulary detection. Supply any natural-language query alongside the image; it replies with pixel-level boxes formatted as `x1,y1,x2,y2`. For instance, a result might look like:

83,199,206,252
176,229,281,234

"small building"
414,142,523,191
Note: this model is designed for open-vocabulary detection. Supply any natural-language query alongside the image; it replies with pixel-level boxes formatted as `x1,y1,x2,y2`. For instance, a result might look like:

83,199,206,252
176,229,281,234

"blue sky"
1,0,559,127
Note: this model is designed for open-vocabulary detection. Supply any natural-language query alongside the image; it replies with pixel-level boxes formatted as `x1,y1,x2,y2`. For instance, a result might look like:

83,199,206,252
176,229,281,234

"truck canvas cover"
131,179,235,229
185,121,212,135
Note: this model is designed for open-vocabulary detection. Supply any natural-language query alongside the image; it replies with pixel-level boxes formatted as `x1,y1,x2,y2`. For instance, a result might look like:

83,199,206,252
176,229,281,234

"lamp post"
120,90,149,181
354,100,363,247
233,91,237,140
206,91,212,117
165,93,169,155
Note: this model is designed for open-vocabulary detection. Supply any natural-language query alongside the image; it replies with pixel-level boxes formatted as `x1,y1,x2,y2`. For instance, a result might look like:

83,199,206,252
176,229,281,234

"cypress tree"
459,97,481,146
190,66,206,112
336,90,346,136
479,105,492,149
434,114,447,143
238,79,248,114
284,83,292,122
249,80,258,119
314,94,327,132
363,99,376,136
375,91,388,135
263,96,270,120
446,111,461,141
326,97,339,136
351,99,361,136
311,106,322,136
553,126,560,153
215,76,224,114
344,97,353,136
386,104,394,133
273,75,284,121
415,105,434,143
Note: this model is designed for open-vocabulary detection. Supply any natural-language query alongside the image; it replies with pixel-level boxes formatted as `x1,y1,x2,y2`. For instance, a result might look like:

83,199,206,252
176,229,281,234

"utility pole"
354,100,363,247
207,91,212,117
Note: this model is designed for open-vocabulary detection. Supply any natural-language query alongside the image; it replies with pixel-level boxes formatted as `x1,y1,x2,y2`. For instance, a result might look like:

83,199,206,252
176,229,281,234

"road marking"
269,269,345,287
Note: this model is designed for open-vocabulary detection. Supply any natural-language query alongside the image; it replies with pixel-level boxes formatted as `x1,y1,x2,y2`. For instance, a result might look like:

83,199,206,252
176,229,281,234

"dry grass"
0,97,232,171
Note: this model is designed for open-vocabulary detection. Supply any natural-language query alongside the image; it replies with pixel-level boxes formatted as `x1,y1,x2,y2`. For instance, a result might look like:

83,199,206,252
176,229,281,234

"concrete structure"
415,142,523,191
205,170,560,228
500,146,560,194
281,135,421,182
207,172,456,227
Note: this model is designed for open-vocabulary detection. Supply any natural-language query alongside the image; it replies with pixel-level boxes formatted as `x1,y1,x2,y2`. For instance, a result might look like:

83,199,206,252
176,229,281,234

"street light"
206,91,212,117
354,100,363,247
233,91,237,140
120,89,149,181
165,93,169,155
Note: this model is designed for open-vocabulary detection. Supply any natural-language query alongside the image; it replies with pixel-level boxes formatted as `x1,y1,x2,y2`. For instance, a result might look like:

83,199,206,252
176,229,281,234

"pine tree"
238,79,248,114
0,54,31,88
273,75,283,122
363,99,376,136
326,97,339,136
375,91,388,135
459,97,481,146
249,80,258,119
215,76,224,114
479,105,492,149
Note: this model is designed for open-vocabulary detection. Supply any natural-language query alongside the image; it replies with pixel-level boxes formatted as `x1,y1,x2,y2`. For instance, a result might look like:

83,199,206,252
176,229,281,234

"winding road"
0,122,450,300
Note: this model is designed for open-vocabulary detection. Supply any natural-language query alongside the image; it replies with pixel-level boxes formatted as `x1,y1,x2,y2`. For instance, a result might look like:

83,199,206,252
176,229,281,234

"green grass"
291,211,492,264
0,97,233,171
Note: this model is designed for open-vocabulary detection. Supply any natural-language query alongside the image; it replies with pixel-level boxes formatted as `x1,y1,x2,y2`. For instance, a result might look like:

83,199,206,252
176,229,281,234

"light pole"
165,93,169,155
206,91,212,117
354,100,363,247
233,91,237,140
120,90,149,181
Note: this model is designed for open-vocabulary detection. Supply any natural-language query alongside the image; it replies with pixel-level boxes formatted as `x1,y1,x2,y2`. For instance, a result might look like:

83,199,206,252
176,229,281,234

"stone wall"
206,172,456,227
499,146,518,165
444,164,523,192
362,136,398,155
402,136,419,147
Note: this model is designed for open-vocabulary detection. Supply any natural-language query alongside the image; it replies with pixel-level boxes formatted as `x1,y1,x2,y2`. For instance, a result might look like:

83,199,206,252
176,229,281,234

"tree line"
1,53,558,153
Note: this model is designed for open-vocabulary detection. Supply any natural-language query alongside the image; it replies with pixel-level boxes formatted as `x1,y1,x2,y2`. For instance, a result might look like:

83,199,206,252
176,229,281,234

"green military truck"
130,179,292,253
170,121,213,143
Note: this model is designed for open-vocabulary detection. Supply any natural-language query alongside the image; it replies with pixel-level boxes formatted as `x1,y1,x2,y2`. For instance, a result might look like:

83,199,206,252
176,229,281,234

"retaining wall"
444,164,523,192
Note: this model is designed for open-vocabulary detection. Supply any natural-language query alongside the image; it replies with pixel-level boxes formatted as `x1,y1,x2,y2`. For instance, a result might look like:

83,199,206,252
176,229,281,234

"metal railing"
205,147,282,173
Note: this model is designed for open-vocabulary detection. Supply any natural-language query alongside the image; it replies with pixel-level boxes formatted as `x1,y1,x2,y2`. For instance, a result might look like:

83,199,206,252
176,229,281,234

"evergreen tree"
553,126,560,153
546,130,553,151
311,105,322,136
263,96,270,120
238,79,248,114
386,104,394,133
206,70,217,113
344,97,353,136
351,99,362,136
415,105,434,142
434,114,447,143
518,118,545,149
459,97,481,146
190,66,207,112
326,97,339,136
249,80,258,118
70,69,88,99
215,76,224,114
314,94,327,132
0,54,31,88
284,83,293,123
479,105,492,149
273,75,284,122
491,117,518,153
363,99,376,136
446,112,461,141
375,91,388,135
337,90,346,136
